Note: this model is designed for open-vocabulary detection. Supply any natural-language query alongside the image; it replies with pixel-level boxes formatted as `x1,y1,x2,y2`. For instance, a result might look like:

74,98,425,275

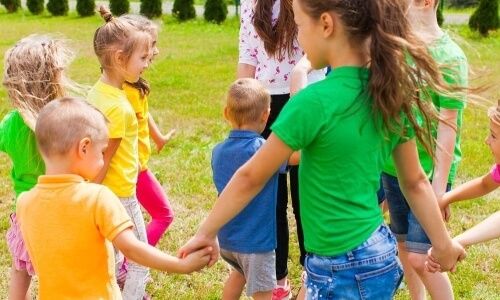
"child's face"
149,30,159,63
485,119,500,165
293,0,328,70
81,134,109,180
124,47,151,83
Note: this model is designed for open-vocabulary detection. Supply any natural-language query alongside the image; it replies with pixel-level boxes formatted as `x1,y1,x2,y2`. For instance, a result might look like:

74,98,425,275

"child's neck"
231,123,262,134
44,157,81,177
100,71,124,89
412,11,444,43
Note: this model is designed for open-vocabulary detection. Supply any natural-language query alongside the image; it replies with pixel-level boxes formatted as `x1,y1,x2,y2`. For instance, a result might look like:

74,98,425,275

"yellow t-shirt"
17,174,133,299
87,80,138,197
124,84,151,171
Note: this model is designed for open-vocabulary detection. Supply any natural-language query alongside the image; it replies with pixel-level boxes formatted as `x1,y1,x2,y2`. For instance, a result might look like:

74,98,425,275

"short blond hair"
3,34,82,130
35,97,108,158
225,78,271,126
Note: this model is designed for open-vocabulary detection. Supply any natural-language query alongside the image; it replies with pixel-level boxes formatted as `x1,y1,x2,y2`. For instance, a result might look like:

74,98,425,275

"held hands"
437,194,451,222
178,234,220,269
179,246,214,273
426,239,467,273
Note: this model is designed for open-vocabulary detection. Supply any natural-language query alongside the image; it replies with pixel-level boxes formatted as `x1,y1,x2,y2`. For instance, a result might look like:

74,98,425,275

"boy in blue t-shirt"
211,78,299,299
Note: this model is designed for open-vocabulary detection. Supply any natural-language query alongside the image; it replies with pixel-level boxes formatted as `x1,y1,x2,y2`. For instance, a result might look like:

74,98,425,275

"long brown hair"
297,0,467,156
253,0,297,59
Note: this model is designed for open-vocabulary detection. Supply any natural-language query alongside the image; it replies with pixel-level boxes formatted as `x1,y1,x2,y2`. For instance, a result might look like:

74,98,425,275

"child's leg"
252,291,272,300
6,213,33,300
119,195,149,300
406,210,453,300
8,262,31,300
222,270,245,300
136,169,174,246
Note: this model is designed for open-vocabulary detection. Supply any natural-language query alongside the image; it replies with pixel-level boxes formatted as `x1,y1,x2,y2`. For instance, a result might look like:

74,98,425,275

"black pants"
262,94,305,280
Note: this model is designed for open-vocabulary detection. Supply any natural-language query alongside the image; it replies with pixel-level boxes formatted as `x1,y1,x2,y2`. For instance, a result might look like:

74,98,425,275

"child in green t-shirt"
0,34,82,300
179,0,467,299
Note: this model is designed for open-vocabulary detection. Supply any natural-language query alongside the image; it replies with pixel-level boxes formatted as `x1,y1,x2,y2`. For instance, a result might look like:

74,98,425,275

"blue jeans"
381,173,451,253
304,224,403,300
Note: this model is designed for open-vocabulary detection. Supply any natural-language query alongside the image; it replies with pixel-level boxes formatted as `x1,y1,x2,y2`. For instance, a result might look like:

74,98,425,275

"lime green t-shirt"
271,67,411,256
384,33,467,183
0,110,45,210
87,80,139,197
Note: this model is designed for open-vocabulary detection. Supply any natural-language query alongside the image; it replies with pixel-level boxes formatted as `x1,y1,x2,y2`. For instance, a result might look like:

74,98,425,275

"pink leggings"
136,169,174,246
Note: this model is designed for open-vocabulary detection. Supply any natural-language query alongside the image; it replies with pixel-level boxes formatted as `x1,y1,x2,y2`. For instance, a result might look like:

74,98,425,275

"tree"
436,4,444,27
204,0,227,24
140,0,162,19
76,0,95,17
172,0,196,21
110,0,129,16
469,0,500,36
27,0,44,14
47,0,68,15
0,0,21,12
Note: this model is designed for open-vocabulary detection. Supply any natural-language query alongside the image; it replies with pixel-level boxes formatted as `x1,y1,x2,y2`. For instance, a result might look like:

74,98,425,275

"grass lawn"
1,8,500,300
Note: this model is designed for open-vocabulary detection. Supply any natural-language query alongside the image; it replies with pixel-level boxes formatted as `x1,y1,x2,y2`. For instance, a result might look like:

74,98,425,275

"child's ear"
262,107,271,123
114,50,125,67
78,138,92,159
223,106,230,121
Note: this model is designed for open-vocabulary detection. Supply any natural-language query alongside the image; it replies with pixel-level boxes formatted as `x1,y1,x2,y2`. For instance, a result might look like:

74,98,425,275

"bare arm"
431,108,458,220
178,133,293,266
288,151,300,166
236,63,256,79
442,173,500,207
93,138,121,184
392,139,466,272
290,55,312,97
148,115,175,153
454,211,500,247
113,229,211,273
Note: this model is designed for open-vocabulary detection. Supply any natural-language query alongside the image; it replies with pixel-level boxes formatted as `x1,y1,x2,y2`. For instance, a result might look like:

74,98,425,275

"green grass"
1,7,500,300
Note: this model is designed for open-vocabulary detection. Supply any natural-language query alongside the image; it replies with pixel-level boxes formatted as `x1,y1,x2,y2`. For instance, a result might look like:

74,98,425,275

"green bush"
47,0,68,15
469,0,500,36
76,0,95,16
0,0,21,12
204,0,227,24
110,0,129,16
27,0,44,14
140,0,162,19
172,0,196,21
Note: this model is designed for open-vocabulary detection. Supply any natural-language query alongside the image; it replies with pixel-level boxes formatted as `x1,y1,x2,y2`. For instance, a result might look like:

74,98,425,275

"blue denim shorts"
381,173,451,253
303,224,403,300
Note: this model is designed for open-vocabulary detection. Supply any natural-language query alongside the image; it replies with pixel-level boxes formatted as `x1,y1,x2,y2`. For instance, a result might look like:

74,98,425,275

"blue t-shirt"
212,130,286,253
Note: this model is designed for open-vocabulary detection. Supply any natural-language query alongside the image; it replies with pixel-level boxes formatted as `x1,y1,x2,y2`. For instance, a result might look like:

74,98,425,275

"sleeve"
238,0,258,67
94,186,134,241
105,105,127,139
490,165,500,184
271,88,325,151
439,57,467,110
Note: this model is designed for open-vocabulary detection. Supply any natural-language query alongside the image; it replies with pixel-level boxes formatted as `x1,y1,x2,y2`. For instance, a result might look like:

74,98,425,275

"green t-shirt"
384,33,467,183
0,110,45,210
271,67,411,256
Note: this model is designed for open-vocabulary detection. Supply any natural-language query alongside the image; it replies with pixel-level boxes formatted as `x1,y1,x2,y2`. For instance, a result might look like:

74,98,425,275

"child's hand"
429,239,467,273
425,250,441,273
178,235,219,268
155,129,176,153
437,194,451,222
179,246,213,273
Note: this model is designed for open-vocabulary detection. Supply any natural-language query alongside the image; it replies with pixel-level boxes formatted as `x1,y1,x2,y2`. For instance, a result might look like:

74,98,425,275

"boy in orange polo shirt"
16,97,211,299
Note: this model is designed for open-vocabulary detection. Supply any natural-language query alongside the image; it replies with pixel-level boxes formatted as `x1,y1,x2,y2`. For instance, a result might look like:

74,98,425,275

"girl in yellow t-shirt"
122,14,175,248
86,6,151,300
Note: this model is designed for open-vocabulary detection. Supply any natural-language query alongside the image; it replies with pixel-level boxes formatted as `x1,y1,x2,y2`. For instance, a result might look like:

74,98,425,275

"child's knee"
407,251,428,275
